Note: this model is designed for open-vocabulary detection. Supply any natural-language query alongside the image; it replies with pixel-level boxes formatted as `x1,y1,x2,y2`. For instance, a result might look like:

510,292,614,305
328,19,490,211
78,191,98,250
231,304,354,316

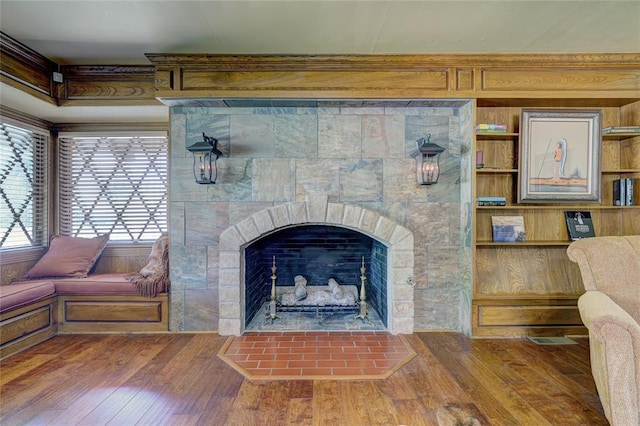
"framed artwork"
518,109,602,203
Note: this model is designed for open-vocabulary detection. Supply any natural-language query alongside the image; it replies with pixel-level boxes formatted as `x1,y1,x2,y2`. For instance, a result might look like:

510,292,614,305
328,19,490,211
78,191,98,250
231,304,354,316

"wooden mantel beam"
145,53,640,106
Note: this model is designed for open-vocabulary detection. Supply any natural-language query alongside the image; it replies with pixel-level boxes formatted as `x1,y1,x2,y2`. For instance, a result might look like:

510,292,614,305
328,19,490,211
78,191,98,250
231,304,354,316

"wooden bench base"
58,293,169,334
0,293,169,360
0,297,58,360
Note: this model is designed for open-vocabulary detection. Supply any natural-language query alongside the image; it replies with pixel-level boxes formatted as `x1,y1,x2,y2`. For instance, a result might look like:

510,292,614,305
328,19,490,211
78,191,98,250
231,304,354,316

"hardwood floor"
0,332,606,425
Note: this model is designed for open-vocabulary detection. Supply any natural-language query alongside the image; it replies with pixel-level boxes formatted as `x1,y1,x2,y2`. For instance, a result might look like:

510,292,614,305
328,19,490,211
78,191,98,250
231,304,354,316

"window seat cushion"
9,273,168,298
49,273,141,295
0,281,56,313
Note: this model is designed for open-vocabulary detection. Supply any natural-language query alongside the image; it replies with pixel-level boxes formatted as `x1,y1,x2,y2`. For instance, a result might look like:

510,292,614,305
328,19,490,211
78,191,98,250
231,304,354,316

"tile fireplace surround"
169,100,474,335
218,196,415,335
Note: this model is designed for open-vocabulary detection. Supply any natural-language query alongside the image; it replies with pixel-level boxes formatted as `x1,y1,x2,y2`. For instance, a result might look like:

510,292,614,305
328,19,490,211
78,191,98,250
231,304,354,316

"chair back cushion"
567,235,640,320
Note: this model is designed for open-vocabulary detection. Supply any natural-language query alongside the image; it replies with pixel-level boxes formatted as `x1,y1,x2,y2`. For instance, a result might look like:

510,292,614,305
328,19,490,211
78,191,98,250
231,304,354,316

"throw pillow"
23,234,110,279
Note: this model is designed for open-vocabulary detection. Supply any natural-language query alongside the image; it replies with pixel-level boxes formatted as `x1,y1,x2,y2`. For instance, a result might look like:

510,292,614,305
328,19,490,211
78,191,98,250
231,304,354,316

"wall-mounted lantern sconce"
414,134,446,185
186,132,222,184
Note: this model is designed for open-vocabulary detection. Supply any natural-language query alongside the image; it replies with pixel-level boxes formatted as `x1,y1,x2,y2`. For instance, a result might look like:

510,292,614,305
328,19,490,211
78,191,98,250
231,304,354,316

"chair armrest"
578,291,639,331
578,291,640,426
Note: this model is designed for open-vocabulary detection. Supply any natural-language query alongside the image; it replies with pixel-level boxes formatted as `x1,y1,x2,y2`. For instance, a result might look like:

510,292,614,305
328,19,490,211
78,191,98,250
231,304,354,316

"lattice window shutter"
0,123,48,249
58,134,168,242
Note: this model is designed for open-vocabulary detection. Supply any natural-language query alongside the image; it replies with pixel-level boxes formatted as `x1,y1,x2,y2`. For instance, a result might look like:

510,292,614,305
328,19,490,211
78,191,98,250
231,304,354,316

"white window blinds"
58,134,168,242
0,122,48,249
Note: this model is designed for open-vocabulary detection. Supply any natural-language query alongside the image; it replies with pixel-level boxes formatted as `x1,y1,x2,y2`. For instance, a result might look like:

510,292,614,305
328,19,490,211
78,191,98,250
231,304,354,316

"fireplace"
244,224,388,329
218,195,415,336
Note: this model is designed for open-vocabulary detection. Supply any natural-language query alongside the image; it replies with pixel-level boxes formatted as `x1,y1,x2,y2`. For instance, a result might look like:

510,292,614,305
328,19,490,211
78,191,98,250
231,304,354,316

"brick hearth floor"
217,331,416,380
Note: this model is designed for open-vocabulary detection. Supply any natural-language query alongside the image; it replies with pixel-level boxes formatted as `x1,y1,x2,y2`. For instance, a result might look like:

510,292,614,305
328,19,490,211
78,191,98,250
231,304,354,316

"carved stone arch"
218,195,415,336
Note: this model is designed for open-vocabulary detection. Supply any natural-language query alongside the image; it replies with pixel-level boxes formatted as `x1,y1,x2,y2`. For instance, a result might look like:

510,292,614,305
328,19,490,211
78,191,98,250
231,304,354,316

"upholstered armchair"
567,235,640,426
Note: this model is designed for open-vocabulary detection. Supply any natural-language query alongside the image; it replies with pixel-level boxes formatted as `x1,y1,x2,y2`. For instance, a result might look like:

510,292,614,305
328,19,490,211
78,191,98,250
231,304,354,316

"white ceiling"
1,0,639,123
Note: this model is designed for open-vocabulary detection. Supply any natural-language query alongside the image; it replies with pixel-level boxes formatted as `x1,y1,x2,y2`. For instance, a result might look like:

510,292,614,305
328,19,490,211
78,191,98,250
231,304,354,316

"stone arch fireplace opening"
217,196,415,336
244,225,388,330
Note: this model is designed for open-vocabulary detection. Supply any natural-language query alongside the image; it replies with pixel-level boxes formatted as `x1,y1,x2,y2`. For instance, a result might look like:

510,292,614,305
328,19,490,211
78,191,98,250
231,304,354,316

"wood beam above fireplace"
144,53,640,105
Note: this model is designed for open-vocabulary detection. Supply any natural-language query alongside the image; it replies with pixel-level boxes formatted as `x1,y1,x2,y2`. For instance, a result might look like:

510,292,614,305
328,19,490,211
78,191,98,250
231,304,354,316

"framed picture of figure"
518,109,602,203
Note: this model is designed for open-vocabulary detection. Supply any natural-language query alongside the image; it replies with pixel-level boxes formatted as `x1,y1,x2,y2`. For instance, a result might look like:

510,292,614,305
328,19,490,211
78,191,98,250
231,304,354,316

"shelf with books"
478,209,566,243
473,101,640,337
476,207,639,248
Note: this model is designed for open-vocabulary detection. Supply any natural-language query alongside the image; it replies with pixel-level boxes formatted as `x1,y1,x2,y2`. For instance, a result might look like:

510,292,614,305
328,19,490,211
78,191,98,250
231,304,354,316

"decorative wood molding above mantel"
145,53,640,69
0,31,161,107
58,65,160,106
0,32,58,104
2,30,639,110
145,53,640,106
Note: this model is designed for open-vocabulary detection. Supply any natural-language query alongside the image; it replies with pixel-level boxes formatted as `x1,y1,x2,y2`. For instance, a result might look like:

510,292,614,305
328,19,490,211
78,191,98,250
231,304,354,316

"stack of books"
613,178,638,206
476,123,508,133
477,196,507,206
602,126,640,134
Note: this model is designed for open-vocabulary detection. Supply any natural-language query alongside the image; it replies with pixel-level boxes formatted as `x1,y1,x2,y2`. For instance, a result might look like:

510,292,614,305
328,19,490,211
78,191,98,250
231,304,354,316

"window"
0,122,48,249
58,133,168,242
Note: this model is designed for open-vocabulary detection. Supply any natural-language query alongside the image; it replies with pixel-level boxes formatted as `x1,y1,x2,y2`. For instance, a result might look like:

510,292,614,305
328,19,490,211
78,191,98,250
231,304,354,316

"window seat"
0,274,170,360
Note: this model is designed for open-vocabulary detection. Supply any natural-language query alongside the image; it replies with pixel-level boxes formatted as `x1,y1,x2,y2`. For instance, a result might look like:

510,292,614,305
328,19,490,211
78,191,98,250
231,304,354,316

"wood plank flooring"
0,332,607,425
